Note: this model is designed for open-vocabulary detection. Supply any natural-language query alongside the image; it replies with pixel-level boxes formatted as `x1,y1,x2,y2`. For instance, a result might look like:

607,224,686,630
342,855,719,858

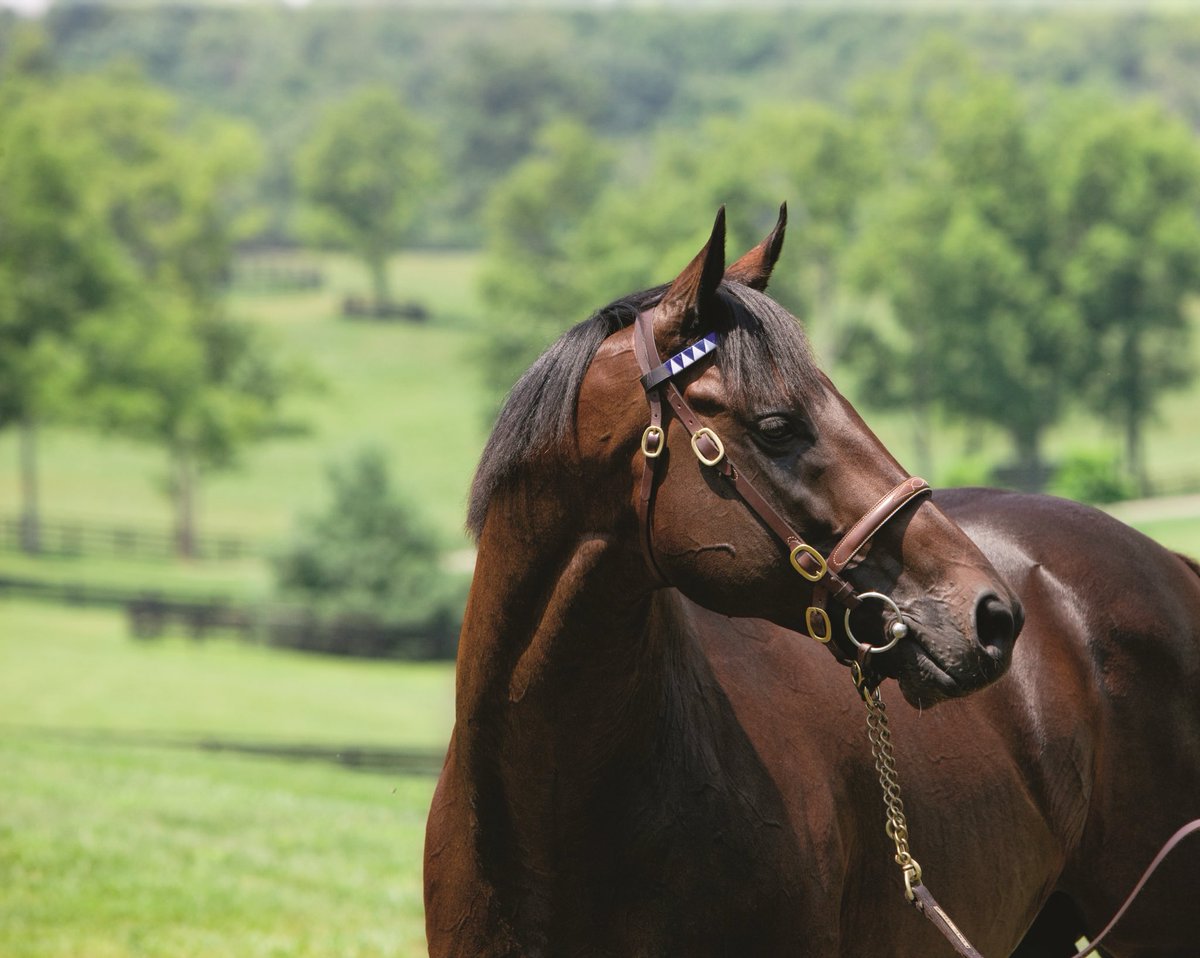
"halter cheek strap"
632,313,671,587
632,307,930,662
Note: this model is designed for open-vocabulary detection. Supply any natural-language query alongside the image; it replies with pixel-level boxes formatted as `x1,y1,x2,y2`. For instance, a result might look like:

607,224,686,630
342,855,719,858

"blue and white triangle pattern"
664,333,719,379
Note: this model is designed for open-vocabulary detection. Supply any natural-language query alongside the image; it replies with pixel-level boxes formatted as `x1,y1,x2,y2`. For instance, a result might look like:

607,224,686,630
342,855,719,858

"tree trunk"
367,250,390,310
1125,411,1148,499
173,450,198,560
1012,429,1045,493
1122,330,1149,497
18,417,40,554
912,409,934,483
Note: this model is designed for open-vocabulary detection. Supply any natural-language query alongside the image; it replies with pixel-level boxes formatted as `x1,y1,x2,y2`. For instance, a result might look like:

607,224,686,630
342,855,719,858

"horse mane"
466,280,820,539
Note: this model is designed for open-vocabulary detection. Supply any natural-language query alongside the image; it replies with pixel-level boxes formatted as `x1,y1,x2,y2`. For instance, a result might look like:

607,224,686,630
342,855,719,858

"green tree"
31,66,301,557
297,85,433,308
677,104,881,360
273,448,451,627
477,119,614,405
0,67,135,553
847,45,1078,486
474,104,878,412
81,304,308,557
438,26,601,235
1051,100,1200,493
851,185,1075,487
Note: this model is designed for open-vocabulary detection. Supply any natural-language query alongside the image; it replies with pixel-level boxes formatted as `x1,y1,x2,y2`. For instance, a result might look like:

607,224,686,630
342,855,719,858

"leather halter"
632,306,931,665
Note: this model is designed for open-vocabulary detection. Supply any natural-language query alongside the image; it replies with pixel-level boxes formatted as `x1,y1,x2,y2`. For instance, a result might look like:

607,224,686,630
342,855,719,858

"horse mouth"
894,647,965,706
892,635,1009,708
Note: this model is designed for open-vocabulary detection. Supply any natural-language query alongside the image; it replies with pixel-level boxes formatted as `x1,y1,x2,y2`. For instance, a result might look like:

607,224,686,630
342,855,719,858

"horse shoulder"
680,602,873,934
936,488,1200,952
935,488,1200,670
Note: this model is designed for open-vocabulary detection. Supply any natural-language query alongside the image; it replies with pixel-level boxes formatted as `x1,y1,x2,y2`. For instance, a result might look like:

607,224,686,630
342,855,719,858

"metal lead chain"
852,664,924,901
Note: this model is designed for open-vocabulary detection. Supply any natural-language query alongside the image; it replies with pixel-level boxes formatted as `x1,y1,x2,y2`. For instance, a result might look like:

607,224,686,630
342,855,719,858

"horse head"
572,207,1023,706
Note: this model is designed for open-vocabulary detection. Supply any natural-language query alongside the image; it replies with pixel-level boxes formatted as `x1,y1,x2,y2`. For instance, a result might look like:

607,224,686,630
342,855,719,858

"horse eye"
755,415,798,445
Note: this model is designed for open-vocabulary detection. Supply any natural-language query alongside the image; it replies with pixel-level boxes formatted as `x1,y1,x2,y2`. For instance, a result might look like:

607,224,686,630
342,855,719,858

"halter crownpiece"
631,304,931,666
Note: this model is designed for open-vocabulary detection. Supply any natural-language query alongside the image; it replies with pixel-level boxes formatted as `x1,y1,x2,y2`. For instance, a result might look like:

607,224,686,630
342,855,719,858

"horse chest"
427,716,842,956
522,806,816,954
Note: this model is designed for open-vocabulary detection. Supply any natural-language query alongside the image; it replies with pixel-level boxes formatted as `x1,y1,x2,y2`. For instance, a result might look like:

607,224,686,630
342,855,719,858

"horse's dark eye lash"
754,414,809,446
757,416,791,437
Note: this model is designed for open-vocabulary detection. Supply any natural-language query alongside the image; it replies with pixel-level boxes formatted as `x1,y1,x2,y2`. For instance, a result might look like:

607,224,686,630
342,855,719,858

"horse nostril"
976,594,1020,653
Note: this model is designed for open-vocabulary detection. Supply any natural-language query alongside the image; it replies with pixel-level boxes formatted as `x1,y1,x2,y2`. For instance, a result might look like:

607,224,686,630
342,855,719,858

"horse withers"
424,209,1200,956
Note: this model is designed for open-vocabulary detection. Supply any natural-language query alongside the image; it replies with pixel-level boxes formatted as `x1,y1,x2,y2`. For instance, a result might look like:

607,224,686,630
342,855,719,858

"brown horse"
424,210,1200,956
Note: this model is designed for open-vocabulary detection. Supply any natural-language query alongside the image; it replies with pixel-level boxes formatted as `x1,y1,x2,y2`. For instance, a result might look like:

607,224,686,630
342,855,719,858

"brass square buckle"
789,543,828,582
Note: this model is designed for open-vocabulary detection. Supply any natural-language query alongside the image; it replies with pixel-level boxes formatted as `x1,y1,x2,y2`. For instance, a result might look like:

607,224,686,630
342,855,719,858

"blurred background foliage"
4,6,1200,522
4,4,1200,955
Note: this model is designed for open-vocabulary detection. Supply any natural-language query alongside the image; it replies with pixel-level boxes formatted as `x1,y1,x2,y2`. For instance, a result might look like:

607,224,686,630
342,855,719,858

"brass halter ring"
844,591,910,655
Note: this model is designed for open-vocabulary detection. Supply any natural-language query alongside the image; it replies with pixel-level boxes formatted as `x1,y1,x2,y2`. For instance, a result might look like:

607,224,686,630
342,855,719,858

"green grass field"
1136,516,1200,556
1108,503,1200,558
1,737,436,958
1140,517,1200,556
0,599,454,957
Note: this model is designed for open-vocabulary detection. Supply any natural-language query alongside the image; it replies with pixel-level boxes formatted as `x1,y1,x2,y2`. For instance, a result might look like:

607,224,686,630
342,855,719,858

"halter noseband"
632,307,931,667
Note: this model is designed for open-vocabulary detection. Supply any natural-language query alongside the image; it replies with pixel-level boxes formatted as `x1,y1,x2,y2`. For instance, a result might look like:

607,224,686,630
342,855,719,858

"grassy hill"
0,250,490,600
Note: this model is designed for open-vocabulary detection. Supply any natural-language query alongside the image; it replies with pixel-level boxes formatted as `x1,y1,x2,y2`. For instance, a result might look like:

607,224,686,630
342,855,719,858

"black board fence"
0,515,260,562
227,262,325,293
0,576,459,661
340,296,429,322
1150,469,1200,497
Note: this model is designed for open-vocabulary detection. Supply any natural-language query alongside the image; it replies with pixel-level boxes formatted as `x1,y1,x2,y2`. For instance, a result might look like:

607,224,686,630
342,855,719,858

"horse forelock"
466,281,819,539
719,282,822,415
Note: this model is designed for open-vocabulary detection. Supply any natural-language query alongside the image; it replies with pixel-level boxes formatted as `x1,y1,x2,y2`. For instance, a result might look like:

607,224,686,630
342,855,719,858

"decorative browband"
639,333,720,392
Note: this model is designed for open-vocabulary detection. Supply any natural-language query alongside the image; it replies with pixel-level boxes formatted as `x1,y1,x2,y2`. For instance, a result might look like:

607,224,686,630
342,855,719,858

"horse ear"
725,203,787,291
658,207,727,340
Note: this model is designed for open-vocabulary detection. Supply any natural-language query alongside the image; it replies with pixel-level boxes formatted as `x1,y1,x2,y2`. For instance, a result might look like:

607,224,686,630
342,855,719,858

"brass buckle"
641,425,664,458
789,543,827,582
806,607,832,644
690,427,725,467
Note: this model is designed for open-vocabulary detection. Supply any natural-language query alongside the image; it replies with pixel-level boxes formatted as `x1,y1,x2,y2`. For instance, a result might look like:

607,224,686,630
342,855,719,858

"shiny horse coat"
424,210,1199,957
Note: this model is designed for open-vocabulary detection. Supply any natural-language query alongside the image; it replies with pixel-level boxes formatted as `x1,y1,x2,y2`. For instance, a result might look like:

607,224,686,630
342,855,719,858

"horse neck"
454,498,692,789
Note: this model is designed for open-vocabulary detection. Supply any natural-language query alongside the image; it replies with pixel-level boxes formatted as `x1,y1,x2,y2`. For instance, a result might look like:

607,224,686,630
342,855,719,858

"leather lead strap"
1057,818,1200,958
911,885,985,958
911,818,1200,958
